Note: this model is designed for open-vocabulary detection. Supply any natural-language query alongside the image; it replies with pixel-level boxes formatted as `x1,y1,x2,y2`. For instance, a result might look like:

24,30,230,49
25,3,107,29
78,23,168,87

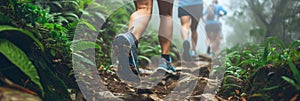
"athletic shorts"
205,23,222,41
178,4,203,20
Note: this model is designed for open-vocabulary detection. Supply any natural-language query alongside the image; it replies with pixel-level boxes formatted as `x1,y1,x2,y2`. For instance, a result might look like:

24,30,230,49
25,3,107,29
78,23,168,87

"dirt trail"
99,55,223,101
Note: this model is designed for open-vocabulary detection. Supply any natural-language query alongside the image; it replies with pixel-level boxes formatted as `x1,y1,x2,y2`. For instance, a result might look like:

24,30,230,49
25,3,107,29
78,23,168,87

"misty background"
144,0,231,54
141,0,299,54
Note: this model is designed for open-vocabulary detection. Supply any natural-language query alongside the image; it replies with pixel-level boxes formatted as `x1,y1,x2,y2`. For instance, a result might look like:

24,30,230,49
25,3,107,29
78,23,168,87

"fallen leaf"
290,94,299,101
98,65,103,71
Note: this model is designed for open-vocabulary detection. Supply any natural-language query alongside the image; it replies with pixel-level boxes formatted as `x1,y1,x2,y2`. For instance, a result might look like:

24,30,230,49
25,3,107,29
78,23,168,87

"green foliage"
72,52,96,66
0,0,73,99
35,0,80,24
0,0,136,100
0,13,12,25
71,40,101,51
223,37,298,78
281,59,300,91
0,39,44,94
138,33,161,64
11,0,48,25
80,19,97,31
217,38,300,99
0,25,44,51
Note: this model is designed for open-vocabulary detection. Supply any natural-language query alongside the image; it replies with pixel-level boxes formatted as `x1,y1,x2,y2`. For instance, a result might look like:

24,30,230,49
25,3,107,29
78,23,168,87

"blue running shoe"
189,50,198,59
190,50,196,57
168,57,176,74
158,58,176,75
209,52,214,57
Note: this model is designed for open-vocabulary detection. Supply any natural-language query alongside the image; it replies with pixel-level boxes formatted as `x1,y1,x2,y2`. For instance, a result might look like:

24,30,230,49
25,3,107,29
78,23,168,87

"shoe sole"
113,34,140,82
157,66,176,75
124,33,140,76
157,67,169,73
169,69,177,75
168,70,176,75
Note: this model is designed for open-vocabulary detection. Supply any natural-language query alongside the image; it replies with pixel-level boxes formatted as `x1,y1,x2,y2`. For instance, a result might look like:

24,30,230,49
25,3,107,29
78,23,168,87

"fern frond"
0,39,44,94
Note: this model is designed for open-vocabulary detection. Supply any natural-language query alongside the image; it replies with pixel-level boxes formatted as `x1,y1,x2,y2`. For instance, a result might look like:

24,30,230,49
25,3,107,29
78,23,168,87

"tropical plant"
0,0,73,100
0,38,43,93
216,38,300,100
281,56,300,91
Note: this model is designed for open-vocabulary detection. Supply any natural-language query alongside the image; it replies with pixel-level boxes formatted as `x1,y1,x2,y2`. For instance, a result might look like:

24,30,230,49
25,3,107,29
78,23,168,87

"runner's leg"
180,16,191,41
156,0,176,74
205,25,211,54
191,16,200,52
157,0,173,55
129,0,153,40
113,0,153,80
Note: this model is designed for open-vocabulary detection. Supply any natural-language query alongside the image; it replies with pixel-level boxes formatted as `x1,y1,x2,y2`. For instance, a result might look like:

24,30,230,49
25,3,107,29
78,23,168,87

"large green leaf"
0,39,44,94
52,1,63,8
80,19,97,31
288,59,300,90
71,41,101,51
265,37,286,49
222,84,241,88
280,59,300,91
281,76,298,90
0,25,44,51
288,40,300,49
260,85,280,91
138,55,151,63
73,53,96,66
238,59,259,66
262,42,269,65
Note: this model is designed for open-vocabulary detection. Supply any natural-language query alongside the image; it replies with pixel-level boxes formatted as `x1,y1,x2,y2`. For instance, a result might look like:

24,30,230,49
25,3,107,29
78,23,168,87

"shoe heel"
112,35,140,82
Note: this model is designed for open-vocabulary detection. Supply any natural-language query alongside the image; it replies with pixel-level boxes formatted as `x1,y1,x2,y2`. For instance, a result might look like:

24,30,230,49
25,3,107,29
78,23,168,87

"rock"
128,88,135,92
139,68,154,74
200,93,218,101
97,91,122,101
149,94,162,101
161,81,166,85
98,54,214,101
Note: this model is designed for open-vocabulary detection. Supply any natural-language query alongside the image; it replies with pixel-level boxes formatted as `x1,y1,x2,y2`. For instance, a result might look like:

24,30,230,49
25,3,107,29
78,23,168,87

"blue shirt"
203,4,227,25
178,0,203,7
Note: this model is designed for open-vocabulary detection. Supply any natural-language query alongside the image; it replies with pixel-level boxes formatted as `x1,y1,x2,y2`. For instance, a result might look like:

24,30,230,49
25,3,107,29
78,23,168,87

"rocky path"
99,55,226,101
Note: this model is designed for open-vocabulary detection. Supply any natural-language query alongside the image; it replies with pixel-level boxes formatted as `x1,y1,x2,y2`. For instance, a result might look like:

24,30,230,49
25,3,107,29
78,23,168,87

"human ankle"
161,54,170,62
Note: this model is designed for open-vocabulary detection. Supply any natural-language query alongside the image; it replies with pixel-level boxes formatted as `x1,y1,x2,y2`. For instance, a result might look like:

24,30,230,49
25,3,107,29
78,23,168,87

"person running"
203,0,227,57
178,0,203,61
112,0,176,81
